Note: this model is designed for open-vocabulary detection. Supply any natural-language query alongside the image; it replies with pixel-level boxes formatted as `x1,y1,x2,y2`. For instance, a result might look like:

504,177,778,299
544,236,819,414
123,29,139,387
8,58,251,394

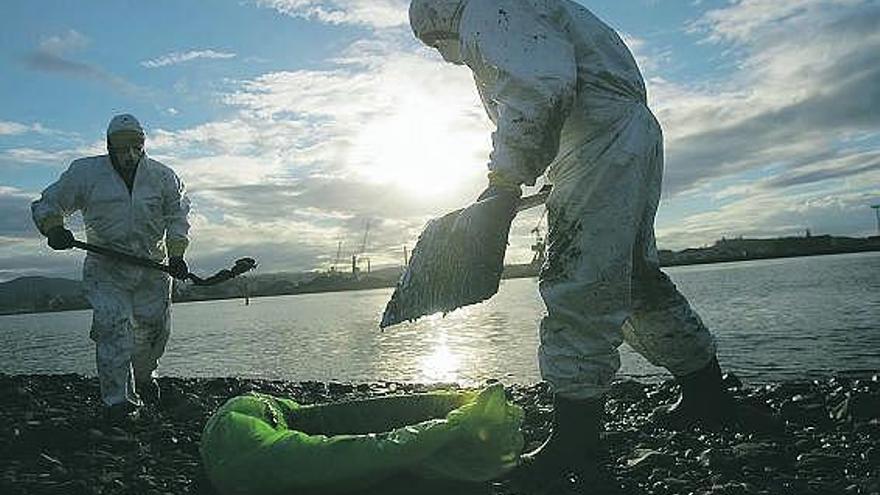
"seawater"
1,252,878,386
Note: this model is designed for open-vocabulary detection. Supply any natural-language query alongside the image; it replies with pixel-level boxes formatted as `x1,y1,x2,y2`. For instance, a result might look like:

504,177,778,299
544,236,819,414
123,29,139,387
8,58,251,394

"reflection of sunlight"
420,342,460,383
348,90,487,199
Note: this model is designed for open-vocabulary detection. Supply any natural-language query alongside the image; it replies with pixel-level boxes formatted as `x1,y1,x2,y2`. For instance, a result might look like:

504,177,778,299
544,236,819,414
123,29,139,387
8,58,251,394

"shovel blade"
380,196,516,329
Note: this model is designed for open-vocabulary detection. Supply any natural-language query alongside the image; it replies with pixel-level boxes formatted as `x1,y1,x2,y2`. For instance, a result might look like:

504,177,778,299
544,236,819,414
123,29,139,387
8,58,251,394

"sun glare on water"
420,340,461,383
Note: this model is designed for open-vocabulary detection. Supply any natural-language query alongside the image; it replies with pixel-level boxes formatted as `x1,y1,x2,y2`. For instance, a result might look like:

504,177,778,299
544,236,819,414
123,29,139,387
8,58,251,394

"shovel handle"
516,185,551,212
71,240,173,274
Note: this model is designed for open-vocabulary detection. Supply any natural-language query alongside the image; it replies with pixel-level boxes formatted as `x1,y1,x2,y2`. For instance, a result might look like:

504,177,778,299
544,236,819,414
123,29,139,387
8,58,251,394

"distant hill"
658,234,880,266
2,235,878,315
0,276,87,314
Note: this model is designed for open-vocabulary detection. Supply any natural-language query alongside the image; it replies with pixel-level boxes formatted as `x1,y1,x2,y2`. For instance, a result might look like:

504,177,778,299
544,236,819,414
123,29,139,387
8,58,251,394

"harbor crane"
352,219,371,277
331,240,343,273
872,204,880,236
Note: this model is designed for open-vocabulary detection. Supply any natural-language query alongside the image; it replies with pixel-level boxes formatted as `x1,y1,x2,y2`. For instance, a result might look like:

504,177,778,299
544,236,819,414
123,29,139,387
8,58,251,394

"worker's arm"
163,169,191,259
31,159,88,236
462,0,577,187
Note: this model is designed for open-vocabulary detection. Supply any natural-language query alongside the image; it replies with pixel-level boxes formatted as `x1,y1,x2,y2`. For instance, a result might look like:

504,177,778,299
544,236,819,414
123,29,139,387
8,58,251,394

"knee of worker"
132,286,171,345
133,275,171,319
132,321,170,376
539,275,630,356
89,308,134,346
541,270,633,316
623,306,717,377
133,318,170,351
538,312,625,400
631,264,689,312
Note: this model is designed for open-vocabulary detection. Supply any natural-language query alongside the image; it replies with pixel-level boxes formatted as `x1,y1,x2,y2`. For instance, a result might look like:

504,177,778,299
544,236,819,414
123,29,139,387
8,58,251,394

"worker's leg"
523,115,655,487
538,135,660,400
621,125,717,377
622,131,780,432
83,268,139,409
517,105,664,490
131,271,172,404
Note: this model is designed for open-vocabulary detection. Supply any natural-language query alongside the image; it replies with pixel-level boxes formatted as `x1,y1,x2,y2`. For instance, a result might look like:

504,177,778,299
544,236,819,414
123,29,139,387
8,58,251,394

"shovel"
71,240,257,286
380,185,550,329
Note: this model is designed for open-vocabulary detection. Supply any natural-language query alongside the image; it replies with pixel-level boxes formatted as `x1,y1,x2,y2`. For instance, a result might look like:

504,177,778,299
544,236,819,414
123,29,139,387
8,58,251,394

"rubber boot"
513,395,604,492
137,378,161,408
103,401,140,427
652,356,782,433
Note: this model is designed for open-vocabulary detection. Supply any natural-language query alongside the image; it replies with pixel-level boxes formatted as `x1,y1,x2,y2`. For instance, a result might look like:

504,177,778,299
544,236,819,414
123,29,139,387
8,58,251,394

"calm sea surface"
1,252,878,386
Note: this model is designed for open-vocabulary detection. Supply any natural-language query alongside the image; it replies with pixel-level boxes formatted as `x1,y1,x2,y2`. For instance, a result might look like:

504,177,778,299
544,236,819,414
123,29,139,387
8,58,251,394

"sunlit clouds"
257,0,409,28
144,34,495,273
0,0,878,280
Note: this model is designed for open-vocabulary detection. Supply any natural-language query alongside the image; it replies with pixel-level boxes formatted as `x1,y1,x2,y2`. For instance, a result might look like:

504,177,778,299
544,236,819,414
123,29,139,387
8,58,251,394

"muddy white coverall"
410,0,716,399
32,154,190,407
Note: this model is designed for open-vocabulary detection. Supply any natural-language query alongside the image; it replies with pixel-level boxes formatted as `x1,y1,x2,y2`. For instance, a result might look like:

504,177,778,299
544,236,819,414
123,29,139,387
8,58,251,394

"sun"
347,90,490,199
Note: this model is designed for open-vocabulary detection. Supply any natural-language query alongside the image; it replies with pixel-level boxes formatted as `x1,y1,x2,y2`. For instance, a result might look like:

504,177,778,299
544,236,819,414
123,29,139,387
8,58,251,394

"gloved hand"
168,256,189,280
477,184,522,203
477,170,523,206
46,226,75,251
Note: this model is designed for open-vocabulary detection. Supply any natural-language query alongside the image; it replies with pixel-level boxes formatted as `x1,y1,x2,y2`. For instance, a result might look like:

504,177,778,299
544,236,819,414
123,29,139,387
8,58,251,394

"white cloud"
691,0,865,44
37,29,90,55
0,121,47,136
141,50,237,69
0,186,41,241
257,0,408,28
648,0,880,196
0,148,79,165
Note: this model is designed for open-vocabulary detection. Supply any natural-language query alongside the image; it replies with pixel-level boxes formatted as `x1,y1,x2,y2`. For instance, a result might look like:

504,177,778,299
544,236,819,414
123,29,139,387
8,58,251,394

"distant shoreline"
2,242,878,317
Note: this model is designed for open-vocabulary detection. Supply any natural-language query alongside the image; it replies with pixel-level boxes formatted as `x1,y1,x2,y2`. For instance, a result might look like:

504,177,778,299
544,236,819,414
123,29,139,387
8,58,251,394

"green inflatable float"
200,383,525,494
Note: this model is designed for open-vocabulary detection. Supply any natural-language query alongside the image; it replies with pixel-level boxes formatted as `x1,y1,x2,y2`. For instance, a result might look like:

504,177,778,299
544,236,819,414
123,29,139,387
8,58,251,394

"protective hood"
409,0,468,63
107,113,144,138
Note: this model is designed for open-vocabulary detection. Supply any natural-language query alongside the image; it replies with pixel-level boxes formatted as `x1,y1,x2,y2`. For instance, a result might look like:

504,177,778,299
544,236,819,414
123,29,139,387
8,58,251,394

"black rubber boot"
103,401,140,426
653,356,782,433
513,395,605,492
137,379,161,408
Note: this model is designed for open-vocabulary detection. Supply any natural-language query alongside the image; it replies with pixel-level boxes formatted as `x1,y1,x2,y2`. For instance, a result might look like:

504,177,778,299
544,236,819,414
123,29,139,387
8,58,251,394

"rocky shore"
1,372,878,495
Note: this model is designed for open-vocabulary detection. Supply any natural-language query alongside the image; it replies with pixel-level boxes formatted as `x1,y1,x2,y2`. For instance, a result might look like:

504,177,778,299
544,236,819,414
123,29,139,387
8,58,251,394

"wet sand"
1,372,878,495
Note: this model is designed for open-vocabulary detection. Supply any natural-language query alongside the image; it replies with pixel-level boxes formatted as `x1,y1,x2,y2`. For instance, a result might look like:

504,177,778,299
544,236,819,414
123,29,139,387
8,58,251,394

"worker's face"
422,31,464,65
108,131,144,170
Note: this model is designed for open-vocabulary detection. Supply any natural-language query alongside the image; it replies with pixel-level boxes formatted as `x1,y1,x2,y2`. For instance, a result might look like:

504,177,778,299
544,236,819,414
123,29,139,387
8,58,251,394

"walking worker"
32,113,191,423
409,0,778,485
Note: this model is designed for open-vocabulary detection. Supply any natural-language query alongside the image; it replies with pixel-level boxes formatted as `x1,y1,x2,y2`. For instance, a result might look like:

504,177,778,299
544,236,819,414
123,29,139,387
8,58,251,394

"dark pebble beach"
1,372,878,495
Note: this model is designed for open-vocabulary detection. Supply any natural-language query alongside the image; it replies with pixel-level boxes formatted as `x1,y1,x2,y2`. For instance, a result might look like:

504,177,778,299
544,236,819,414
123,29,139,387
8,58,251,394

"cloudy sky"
1,0,878,282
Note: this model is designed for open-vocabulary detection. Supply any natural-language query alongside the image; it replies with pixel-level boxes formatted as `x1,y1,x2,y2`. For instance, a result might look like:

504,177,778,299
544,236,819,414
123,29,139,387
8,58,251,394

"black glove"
46,226,75,251
476,184,522,210
168,256,189,280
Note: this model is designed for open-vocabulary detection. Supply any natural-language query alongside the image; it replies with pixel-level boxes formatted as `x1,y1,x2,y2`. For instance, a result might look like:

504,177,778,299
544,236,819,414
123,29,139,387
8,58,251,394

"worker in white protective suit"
32,114,191,424
409,0,779,486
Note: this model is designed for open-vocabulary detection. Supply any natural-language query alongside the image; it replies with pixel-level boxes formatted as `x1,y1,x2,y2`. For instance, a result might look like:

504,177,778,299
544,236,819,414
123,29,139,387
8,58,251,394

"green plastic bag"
200,383,524,494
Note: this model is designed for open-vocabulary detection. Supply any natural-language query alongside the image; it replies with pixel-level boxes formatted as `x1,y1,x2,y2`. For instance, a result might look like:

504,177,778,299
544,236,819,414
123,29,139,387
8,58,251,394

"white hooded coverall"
32,132,190,407
410,0,716,399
